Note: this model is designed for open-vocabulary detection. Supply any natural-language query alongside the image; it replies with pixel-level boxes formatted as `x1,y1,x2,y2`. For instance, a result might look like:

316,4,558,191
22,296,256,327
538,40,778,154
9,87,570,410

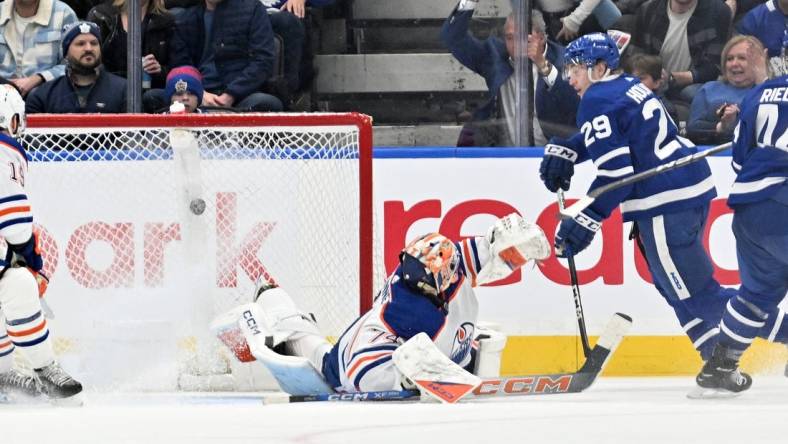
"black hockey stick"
557,189,592,358
560,142,732,219
263,312,632,403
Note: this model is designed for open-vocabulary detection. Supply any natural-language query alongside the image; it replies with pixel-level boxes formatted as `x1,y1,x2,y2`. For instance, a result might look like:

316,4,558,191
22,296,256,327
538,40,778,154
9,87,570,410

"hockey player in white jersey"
0,82,82,402
214,213,550,394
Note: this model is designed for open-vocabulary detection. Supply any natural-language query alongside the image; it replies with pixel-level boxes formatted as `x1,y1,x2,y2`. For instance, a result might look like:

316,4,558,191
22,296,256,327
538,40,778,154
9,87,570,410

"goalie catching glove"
476,213,550,284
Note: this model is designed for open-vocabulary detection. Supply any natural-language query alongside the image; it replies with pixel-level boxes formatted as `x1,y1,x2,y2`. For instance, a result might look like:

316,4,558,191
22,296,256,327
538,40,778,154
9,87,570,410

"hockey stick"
560,142,732,219
557,189,592,358
263,312,632,404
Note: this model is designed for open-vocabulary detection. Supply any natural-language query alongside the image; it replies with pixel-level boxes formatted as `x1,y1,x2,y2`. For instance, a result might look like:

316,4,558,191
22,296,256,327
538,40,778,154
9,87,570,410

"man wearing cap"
0,0,78,97
166,65,204,113
25,20,127,113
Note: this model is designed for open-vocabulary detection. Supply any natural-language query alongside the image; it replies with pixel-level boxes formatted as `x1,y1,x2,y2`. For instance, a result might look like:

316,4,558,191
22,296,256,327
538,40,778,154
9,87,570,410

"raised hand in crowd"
142,54,163,75
281,0,306,18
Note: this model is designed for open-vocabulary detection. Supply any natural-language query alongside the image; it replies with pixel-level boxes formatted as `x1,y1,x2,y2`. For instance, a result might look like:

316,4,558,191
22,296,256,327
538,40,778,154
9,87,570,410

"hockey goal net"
18,112,378,391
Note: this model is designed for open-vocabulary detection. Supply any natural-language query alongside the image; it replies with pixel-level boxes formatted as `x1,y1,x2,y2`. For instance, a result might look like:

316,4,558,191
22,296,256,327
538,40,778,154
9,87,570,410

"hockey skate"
0,368,43,401
35,361,83,399
688,346,752,399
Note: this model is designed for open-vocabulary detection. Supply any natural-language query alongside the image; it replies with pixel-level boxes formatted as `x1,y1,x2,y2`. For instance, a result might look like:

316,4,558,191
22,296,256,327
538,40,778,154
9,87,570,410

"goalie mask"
399,233,460,298
0,84,26,138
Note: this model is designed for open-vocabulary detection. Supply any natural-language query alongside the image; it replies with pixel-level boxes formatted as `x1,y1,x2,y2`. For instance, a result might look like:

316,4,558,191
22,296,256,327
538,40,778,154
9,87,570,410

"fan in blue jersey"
539,33,788,367
0,81,82,403
692,75,788,397
212,214,551,394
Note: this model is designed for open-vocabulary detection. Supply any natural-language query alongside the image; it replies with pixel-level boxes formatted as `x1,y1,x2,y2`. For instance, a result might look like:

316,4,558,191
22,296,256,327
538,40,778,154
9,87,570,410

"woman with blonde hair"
686,35,769,145
87,0,174,90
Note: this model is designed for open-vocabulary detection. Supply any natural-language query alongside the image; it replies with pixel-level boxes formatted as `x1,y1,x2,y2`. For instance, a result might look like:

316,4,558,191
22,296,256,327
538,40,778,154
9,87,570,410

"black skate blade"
687,386,744,400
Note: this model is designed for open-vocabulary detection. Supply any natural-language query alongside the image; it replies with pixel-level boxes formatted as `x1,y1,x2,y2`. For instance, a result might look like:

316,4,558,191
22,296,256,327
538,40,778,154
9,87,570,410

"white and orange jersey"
322,237,492,393
0,133,32,261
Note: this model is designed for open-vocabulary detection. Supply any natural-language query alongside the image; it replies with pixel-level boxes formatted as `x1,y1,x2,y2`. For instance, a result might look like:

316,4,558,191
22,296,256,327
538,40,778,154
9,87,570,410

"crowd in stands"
0,0,786,148
0,0,329,115
446,0,787,148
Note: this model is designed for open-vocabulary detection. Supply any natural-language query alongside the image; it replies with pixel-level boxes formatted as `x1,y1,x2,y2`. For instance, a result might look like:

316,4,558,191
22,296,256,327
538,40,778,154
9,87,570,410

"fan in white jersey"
215,213,550,394
0,81,82,402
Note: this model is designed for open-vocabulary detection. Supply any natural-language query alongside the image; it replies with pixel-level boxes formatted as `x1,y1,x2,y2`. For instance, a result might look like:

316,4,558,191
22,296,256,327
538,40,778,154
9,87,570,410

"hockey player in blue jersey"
692,75,788,397
212,213,550,394
538,33,788,366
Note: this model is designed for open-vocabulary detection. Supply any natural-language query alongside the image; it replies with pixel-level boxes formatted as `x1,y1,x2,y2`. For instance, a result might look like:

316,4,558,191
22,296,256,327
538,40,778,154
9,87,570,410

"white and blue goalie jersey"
728,74,788,206
575,75,716,221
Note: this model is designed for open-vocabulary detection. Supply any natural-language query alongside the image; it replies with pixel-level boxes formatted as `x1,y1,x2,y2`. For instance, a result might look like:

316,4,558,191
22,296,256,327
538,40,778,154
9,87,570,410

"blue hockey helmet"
564,32,621,70
399,233,459,297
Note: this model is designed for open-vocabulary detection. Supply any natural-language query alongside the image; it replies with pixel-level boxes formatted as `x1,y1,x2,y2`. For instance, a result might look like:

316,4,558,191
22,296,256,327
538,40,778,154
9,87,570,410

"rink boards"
25,147,787,380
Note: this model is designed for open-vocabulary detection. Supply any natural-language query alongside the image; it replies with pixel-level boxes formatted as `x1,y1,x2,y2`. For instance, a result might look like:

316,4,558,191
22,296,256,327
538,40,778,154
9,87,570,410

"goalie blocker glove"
555,207,603,257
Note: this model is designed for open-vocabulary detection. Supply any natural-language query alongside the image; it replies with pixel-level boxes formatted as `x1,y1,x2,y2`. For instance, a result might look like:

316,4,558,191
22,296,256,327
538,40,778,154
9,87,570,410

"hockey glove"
476,213,550,285
539,141,578,193
555,207,603,258
8,232,43,272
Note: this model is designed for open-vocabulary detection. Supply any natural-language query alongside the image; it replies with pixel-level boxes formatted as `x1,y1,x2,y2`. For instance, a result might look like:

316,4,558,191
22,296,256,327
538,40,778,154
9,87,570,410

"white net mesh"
15,113,377,391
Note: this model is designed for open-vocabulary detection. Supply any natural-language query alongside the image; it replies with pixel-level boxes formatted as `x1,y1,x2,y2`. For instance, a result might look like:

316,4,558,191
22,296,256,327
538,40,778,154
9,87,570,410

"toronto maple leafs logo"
449,322,474,364
175,79,188,93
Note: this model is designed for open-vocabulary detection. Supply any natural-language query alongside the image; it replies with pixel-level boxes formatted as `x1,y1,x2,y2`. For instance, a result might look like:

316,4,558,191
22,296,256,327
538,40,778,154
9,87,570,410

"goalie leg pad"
254,287,322,347
473,324,507,377
0,268,53,369
238,307,333,396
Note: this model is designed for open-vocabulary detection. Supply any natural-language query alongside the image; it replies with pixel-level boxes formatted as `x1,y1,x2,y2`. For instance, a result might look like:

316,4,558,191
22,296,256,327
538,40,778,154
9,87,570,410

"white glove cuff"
574,211,602,232
544,144,578,162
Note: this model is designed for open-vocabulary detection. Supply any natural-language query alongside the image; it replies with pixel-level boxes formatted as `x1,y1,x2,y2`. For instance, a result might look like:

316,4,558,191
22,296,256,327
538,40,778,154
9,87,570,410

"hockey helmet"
564,32,621,70
399,233,460,297
0,84,26,138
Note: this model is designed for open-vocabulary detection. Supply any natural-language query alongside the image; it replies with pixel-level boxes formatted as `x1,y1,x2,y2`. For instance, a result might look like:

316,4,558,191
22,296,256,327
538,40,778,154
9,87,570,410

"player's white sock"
0,269,54,369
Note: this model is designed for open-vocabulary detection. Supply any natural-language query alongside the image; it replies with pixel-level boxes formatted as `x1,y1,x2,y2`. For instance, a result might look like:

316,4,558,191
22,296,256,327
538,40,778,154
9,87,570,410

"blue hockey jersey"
728,74,788,206
575,75,716,221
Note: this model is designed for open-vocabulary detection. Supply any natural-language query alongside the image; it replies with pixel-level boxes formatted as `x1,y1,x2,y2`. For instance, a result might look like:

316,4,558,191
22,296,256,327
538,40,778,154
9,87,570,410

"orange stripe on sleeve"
346,351,393,379
462,239,477,287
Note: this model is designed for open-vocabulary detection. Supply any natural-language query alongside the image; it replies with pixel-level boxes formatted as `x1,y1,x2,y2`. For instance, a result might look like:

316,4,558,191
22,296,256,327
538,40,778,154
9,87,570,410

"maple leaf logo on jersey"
449,322,474,364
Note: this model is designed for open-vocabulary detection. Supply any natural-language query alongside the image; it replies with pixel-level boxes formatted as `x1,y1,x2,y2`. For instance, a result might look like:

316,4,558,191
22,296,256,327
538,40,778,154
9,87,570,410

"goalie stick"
560,142,732,219
263,312,632,404
557,189,592,357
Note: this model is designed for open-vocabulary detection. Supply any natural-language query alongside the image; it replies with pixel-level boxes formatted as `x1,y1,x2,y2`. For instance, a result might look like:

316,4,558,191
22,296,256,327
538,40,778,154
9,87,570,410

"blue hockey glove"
8,232,43,272
540,142,578,192
555,207,603,258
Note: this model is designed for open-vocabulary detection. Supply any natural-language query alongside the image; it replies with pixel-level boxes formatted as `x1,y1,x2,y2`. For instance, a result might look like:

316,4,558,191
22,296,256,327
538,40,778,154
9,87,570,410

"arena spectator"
262,0,334,99
25,21,127,113
165,65,203,113
0,0,78,96
629,0,731,104
442,1,577,146
624,53,680,122
167,0,282,111
536,0,622,44
736,0,788,76
63,0,102,19
87,0,175,90
686,35,768,145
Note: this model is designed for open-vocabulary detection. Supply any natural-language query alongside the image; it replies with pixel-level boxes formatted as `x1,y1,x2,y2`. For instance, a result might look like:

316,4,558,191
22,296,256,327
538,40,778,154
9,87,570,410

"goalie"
213,213,550,394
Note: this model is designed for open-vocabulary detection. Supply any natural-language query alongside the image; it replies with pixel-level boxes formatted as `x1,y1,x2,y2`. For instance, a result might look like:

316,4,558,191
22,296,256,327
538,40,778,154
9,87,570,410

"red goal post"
22,112,376,390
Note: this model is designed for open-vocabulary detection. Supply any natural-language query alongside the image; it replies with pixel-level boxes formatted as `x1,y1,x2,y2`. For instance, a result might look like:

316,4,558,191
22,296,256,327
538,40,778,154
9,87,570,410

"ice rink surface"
2,377,786,444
